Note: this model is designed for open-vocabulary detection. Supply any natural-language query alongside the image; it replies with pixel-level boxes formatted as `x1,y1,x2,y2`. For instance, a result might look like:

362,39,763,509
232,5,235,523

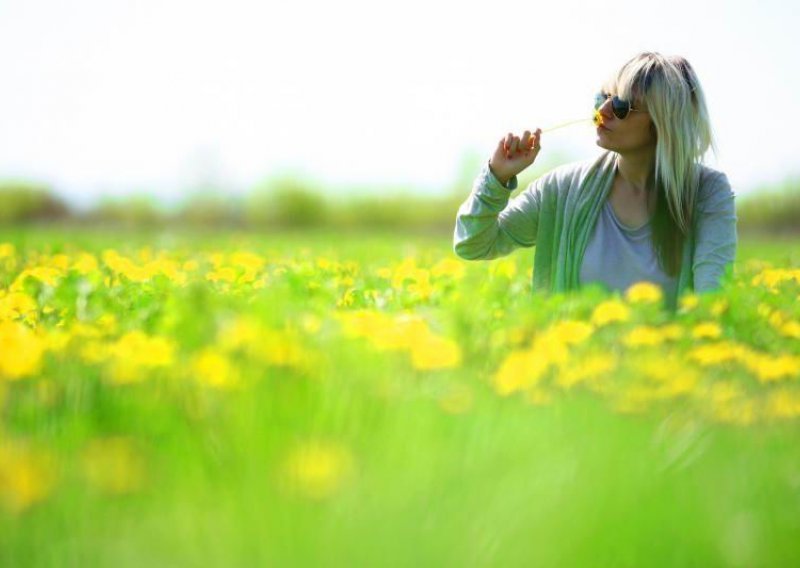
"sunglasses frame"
594,91,647,120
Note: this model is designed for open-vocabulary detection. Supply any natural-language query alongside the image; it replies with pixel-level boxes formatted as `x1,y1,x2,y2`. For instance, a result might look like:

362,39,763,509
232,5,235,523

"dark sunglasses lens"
612,96,630,119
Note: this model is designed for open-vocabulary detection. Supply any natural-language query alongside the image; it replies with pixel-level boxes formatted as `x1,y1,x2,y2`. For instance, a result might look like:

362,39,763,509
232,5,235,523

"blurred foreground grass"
0,228,799,567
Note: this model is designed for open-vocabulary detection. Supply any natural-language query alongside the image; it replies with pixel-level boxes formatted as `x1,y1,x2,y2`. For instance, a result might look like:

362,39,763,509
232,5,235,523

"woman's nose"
598,97,615,120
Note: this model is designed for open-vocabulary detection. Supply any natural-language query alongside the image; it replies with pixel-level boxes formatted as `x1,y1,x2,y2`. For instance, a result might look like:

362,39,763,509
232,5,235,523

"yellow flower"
741,353,800,383
0,292,38,323
280,440,355,500
547,320,595,345
431,258,466,280
688,342,746,366
192,349,239,389
678,293,700,312
492,349,549,396
691,322,723,340
72,253,98,275
409,333,462,371
489,258,517,280
0,442,56,514
778,320,800,339
764,389,800,420
625,281,663,304
556,352,617,389
622,325,665,347
593,109,604,126
0,321,45,380
660,323,684,341
106,331,176,384
591,299,631,326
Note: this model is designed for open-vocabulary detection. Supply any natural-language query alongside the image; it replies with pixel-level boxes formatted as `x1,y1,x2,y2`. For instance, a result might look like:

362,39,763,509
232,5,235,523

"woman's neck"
615,149,656,194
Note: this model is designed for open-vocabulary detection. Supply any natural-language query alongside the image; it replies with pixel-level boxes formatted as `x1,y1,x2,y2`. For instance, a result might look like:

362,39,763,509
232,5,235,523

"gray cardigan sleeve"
693,172,738,292
453,161,543,260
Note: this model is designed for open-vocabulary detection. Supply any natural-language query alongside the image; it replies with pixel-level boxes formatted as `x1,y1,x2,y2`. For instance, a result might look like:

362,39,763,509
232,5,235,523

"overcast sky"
1,0,798,209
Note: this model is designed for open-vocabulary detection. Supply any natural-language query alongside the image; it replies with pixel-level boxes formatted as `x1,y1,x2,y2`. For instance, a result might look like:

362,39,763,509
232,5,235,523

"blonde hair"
603,52,717,275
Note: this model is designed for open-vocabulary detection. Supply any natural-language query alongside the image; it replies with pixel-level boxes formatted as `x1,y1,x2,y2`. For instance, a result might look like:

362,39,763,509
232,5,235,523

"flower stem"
541,118,594,133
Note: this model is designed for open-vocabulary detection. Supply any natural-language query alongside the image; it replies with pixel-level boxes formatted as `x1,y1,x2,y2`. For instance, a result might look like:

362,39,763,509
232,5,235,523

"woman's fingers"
520,130,532,151
502,130,542,159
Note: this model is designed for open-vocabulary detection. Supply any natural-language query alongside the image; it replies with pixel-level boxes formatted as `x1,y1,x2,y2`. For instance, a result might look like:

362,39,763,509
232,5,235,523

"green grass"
0,228,799,567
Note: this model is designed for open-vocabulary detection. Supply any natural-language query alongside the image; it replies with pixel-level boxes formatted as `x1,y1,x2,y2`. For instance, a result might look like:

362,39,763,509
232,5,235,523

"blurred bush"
0,181,69,223
84,195,165,228
245,177,329,228
176,191,243,227
735,176,800,235
1,168,799,235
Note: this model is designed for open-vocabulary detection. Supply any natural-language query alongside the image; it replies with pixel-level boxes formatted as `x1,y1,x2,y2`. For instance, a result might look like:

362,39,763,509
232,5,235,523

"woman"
453,52,737,312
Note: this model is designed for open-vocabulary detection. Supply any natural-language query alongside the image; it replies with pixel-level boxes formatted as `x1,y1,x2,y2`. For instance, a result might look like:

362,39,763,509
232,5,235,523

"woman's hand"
488,129,542,187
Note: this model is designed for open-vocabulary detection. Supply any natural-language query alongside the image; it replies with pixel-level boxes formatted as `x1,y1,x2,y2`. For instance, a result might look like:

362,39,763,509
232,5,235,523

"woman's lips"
597,124,610,131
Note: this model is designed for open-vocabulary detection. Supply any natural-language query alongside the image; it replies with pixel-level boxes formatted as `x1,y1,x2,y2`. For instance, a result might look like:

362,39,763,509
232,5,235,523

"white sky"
1,0,798,209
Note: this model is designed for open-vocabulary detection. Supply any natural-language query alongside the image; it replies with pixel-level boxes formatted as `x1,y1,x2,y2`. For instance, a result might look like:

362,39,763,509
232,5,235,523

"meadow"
1,227,799,567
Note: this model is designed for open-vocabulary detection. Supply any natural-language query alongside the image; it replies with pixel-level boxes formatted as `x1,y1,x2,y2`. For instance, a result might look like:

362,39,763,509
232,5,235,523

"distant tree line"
0,174,798,235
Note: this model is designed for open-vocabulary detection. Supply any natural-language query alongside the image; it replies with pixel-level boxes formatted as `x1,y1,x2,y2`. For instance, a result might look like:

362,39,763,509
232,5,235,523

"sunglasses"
594,91,646,120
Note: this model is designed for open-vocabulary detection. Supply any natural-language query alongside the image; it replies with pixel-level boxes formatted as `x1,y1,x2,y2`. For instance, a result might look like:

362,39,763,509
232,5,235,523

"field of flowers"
1,228,799,566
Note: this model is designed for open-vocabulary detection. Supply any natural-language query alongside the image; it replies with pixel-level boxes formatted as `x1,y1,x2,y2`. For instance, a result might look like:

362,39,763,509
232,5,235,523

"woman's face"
595,90,656,154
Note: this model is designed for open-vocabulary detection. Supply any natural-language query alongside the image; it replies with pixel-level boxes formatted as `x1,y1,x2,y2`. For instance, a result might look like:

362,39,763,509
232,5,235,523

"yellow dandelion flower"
530,332,571,366
764,389,800,420
660,323,684,341
591,299,631,326
625,281,663,304
72,253,98,275
431,258,466,280
192,349,239,389
678,293,700,312
692,322,723,340
0,442,56,514
0,292,38,322
106,331,176,384
688,342,742,366
779,320,800,339
206,266,237,283
489,258,517,280
742,353,800,383
492,349,549,396
556,352,617,389
547,320,595,345
409,332,462,371
300,313,322,335
280,440,355,500
622,325,665,347
0,321,45,380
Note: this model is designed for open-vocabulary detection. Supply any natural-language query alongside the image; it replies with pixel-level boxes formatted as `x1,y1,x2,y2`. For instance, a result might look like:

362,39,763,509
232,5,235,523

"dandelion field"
1,228,800,566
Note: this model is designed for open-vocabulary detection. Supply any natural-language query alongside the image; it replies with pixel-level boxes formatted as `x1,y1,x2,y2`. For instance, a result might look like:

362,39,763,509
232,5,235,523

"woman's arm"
693,172,738,292
453,161,545,260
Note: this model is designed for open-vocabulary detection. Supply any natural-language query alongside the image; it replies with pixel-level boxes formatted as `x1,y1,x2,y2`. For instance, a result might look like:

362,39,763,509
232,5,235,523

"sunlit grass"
0,228,799,566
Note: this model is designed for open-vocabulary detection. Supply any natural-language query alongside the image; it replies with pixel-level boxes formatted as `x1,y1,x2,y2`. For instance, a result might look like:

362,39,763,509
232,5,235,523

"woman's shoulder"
695,163,735,204
697,163,732,189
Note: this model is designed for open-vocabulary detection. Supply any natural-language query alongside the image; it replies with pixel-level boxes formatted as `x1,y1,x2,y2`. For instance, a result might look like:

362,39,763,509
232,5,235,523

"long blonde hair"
603,52,717,276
